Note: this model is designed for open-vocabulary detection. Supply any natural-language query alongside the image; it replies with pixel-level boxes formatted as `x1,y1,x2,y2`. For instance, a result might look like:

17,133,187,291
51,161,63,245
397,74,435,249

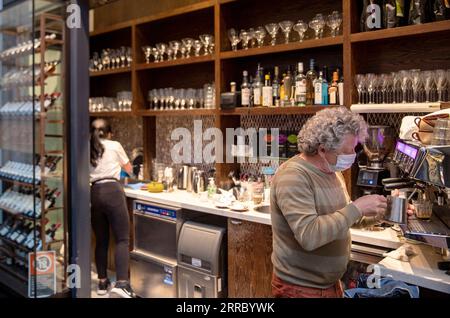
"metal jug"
193,170,207,193
384,195,407,224
186,167,197,192
177,165,190,190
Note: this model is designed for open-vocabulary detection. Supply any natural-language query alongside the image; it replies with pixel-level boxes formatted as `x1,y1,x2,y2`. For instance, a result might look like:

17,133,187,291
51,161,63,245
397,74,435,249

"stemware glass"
248,28,256,48
265,23,279,46
355,74,367,104
227,28,241,51
150,47,160,63
193,40,203,57
391,72,401,103
239,30,251,50
199,34,214,56
309,14,326,39
166,47,174,61
142,46,152,64
126,47,132,67
422,70,435,103
327,11,342,37
155,43,167,62
101,49,110,70
435,69,448,102
181,38,194,58
120,46,127,67
366,73,377,104
279,20,294,44
293,20,308,42
410,69,422,103
254,26,266,48
169,41,181,60
399,70,411,103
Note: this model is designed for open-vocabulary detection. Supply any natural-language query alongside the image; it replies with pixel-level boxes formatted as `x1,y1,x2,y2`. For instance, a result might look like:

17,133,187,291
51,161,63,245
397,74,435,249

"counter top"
124,188,272,225
379,244,450,294
124,188,449,294
124,188,401,247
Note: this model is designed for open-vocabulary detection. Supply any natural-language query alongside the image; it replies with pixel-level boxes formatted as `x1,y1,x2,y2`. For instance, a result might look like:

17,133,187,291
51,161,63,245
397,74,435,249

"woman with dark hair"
89,118,136,298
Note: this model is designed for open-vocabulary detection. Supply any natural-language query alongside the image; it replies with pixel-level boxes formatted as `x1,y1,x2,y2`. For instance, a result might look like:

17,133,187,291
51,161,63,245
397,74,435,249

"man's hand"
352,195,388,217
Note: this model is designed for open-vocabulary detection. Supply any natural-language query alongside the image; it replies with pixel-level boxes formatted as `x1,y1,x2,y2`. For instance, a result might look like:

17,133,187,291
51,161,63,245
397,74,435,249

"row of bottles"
240,59,344,107
0,187,61,217
0,156,62,184
0,216,60,252
0,92,61,117
361,0,450,31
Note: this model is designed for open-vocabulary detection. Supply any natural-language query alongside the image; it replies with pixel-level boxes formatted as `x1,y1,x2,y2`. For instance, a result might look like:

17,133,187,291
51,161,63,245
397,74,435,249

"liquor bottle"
272,66,281,107
338,74,345,106
283,66,293,106
361,0,383,31
295,62,307,107
329,71,339,105
241,70,250,107
322,67,329,105
262,74,273,107
253,65,263,106
384,0,398,28
409,0,427,24
314,71,324,105
280,73,286,105
306,59,317,105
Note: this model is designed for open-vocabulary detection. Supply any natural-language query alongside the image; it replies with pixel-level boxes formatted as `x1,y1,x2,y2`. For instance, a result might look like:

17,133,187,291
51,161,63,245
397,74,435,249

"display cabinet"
0,0,68,297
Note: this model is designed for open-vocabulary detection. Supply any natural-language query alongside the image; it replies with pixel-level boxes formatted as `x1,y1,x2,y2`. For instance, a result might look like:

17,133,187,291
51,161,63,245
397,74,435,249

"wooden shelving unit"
89,111,134,117
89,0,450,183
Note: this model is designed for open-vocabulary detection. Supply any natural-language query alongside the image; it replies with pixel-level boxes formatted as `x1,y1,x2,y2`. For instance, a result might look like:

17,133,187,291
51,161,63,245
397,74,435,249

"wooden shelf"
220,36,343,60
220,106,333,116
134,0,215,26
90,20,133,37
0,177,36,188
350,20,450,43
137,108,216,117
136,55,215,70
0,262,28,282
90,67,131,77
0,206,35,221
350,103,442,114
89,111,134,117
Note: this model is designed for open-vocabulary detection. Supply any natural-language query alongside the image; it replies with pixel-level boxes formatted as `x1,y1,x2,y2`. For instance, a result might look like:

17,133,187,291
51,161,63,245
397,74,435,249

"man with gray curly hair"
270,107,389,298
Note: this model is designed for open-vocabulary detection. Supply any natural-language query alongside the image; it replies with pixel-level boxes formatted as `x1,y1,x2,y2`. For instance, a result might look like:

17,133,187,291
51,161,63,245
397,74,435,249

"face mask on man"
328,153,356,172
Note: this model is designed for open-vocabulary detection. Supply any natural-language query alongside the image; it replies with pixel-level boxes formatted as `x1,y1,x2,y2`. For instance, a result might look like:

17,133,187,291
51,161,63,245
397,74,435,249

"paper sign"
28,251,56,298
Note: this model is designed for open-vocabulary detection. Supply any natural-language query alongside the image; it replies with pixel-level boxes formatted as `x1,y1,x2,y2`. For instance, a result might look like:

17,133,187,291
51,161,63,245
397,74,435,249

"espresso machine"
388,139,450,250
356,126,395,195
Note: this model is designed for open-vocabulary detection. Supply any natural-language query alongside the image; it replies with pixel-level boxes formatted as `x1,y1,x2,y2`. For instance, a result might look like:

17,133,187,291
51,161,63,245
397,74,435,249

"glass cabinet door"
0,0,68,298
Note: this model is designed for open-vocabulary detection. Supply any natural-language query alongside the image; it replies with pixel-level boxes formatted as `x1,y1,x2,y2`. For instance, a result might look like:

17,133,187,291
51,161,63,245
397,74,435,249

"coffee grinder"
356,126,395,195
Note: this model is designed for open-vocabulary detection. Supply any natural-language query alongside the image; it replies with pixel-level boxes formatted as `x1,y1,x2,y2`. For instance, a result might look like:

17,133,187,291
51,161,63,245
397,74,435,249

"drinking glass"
239,30,251,50
265,23,279,46
410,69,423,103
293,20,308,42
435,69,448,102
327,11,342,37
181,38,194,58
309,14,326,39
169,41,181,60
142,46,152,63
366,73,377,104
421,70,436,103
254,26,266,48
199,34,214,56
248,28,256,48
279,20,294,44
120,46,127,68
155,43,167,62
432,118,450,145
355,74,367,104
166,47,174,61
193,40,202,57
399,70,411,103
227,28,241,51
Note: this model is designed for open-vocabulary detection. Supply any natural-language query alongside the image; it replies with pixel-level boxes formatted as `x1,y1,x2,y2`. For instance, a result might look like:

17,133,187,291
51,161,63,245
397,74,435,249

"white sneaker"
109,282,136,298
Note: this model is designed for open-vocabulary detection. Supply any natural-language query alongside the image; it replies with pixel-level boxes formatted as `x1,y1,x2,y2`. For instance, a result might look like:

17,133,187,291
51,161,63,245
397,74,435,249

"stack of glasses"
147,84,215,110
